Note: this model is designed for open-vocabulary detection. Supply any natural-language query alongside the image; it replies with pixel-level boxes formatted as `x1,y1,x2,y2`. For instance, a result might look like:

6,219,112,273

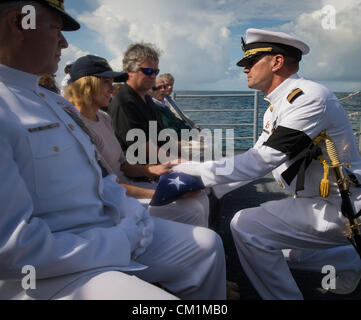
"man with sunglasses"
159,73,199,130
151,77,192,139
108,43,167,154
174,28,361,299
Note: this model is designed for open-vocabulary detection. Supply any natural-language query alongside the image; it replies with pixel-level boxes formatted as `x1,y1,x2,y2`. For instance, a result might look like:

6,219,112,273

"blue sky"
58,0,361,92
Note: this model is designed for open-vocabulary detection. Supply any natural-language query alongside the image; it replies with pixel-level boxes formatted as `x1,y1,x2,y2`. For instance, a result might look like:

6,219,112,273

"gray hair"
122,42,162,73
159,73,174,83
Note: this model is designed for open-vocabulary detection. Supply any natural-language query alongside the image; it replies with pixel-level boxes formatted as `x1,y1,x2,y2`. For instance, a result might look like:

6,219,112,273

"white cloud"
275,0,361,91
62,0,361,91
56,44,89,86
76,0,235,89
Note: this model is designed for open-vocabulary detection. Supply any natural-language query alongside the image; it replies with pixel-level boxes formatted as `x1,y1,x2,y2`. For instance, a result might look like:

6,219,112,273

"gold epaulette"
287,88,304,104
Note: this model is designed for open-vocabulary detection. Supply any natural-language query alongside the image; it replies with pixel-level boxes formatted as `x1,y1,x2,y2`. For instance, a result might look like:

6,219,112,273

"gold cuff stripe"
245,47,273,57
46,0,65,10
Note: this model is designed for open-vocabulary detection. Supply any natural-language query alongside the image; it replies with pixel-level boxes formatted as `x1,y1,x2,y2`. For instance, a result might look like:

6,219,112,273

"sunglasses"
139,68,160,76
152,85,167,91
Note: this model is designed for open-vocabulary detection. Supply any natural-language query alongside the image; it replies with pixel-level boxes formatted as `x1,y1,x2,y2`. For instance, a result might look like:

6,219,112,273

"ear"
6,10,26,41
271,54,285,72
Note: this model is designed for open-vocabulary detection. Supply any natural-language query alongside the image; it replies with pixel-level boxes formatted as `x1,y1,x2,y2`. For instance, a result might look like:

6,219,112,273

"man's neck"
264,70,297,95
126,81,148,102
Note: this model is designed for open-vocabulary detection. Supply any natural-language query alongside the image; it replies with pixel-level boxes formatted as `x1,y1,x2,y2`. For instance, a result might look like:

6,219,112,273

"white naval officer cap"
237,28,310,67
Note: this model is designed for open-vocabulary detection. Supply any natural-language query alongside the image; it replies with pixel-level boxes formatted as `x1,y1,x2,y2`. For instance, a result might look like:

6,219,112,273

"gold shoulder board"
287,88,304,104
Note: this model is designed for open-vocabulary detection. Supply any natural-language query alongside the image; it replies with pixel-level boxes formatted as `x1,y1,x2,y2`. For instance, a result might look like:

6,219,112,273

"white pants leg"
230,206,348,300
52,271,179,300
138,189,209,227
284,246,361,273
148,191,209,227
132,217,226,300
13,218,225,300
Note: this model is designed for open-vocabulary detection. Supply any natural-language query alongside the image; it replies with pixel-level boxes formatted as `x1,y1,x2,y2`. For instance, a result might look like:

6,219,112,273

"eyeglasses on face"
152,85,166,91
139,68,160,76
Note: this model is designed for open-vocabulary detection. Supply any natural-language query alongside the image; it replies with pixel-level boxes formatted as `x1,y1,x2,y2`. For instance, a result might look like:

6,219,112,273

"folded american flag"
150,172,205,206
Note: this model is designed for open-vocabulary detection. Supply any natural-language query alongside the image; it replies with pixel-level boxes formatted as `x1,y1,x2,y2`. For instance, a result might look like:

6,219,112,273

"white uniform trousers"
230,206,350,300
16,218,226,300
135,181,210,227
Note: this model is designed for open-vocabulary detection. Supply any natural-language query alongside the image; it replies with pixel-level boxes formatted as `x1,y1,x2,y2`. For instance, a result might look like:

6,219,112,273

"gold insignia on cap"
46,0,65,10
287,88,304,104
245,47,273,58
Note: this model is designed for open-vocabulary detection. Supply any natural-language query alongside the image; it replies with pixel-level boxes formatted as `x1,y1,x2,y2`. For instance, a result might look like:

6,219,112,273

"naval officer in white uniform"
174,28,361,299
0,0,226,300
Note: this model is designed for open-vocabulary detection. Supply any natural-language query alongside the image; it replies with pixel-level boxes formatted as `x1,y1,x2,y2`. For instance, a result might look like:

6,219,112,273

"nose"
60,32,68,49
243,67,249,74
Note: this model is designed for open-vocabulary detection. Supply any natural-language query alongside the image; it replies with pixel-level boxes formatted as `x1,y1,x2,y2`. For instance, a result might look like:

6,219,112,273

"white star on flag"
168,176,186,191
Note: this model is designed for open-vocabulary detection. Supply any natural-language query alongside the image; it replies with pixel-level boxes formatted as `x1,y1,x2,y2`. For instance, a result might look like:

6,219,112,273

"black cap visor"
237,52,268,67
45,2,80,31
94,71,129,83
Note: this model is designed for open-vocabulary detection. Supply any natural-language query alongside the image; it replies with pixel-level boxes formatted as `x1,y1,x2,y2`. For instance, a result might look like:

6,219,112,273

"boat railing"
174,90,361,153
175,91,260,147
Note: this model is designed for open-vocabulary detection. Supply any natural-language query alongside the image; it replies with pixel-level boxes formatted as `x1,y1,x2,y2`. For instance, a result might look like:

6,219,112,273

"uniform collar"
0,64,40,93
265,73,300,104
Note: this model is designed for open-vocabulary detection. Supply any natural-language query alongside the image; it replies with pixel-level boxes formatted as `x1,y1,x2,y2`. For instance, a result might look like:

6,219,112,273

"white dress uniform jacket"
175,73,361,239
0,64,153,298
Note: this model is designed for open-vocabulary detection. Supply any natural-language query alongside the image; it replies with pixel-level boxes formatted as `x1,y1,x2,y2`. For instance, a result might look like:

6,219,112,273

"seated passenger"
159,73,199,129
108,43,168,153
151,77,192,139
65,55,210,227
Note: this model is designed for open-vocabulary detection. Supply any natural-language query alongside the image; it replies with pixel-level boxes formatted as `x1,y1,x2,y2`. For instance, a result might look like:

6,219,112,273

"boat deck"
214,173,361,300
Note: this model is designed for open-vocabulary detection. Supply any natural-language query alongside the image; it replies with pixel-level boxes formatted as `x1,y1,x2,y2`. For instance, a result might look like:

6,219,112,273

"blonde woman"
65,55,209,227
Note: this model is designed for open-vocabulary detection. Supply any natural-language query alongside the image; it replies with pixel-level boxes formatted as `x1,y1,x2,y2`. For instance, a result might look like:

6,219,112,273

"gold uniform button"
100,194,105,200
270,106,274,112
53,146,60,152
69,124,75,130
279,182,285,188
39,93,46,98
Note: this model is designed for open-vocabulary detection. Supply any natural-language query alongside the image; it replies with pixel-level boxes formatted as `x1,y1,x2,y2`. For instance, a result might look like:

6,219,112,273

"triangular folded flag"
149,172,205,206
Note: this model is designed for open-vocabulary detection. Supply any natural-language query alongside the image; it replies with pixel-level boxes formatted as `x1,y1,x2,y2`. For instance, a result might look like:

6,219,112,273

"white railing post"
253,91,259,146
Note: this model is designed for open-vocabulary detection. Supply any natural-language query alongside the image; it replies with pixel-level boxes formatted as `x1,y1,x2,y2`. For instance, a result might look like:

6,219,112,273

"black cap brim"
46,3,80,31
236,52,265,67
95,71,129,83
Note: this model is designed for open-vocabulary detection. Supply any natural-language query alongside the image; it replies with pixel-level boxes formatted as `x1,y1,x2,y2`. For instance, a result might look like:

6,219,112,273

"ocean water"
174,90,361,151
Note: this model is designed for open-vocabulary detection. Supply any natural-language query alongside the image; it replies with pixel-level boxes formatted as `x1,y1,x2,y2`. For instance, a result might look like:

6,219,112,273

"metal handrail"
175,91,260,146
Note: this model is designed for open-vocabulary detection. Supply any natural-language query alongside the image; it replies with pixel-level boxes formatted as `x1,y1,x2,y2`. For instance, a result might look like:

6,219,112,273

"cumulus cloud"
278,0,361,90
76,0,235,89
60,0,360,91
56,44,89,86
